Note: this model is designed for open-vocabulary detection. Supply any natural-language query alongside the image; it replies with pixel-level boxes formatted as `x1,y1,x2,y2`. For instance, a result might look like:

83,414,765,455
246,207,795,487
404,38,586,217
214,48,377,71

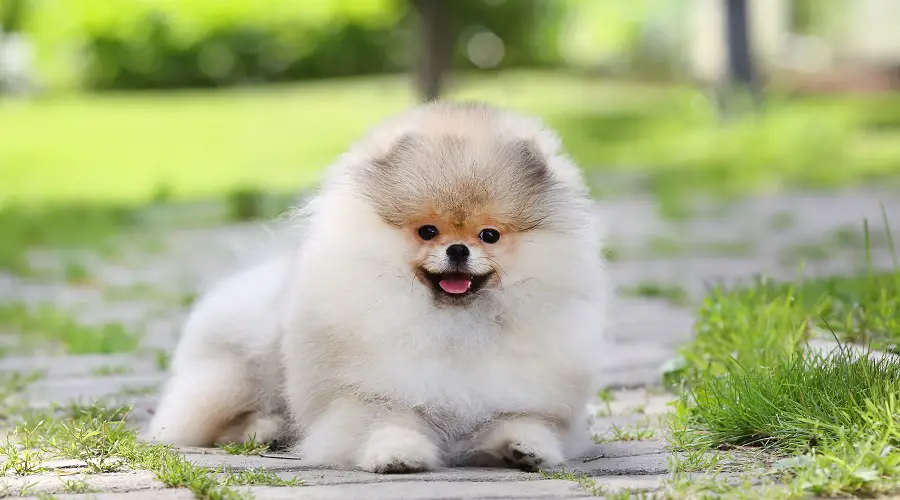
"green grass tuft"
620,282,690,306
91,365,131,377
671,350,900,453
220,467,304,487
1,403,302,499
0,204,138,275
667,267,900,497
43,406,134,473
669,272,900,384
155,349,172,371
594,422,656,443
670,348,900,497
0,303,141,354
539,469,606,496
220,438,269,456
0,370,44,420
0,423,47,475
59,476,95,494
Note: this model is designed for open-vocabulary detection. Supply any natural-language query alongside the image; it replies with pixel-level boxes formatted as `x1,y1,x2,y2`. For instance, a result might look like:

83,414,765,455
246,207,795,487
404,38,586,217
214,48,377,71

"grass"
0,371,43,399
594,388,614,417
643,235,756,260
594,422,657,443
770,211,797,232
91,365,131,377
62,260,92,285
0,303,141,354
781,223,896,267
702,239,756,257
781,242,832,264
0,72,588,205
59,477,95,494
220,438,269,456
654,473,788,500
671,350,900,453
602,246,621,262
784,274,900,348
669,349,900,498
540,469,606,497
647,235,685,257
3,71,900,208
154,349,172,371
0,371,44,421
666,265,900,497
0,189,292,276
3,71,900,277
42,406,134,473
620,282,690,306
219,468,304,487
0,204,139,275
1,424,47,475
666,269,900,385
1,403,304,499
117,384,160,397
102,283,187,306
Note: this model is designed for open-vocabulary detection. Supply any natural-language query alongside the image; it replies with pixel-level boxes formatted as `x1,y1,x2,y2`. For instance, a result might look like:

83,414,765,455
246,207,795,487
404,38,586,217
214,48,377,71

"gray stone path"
1,188,898,498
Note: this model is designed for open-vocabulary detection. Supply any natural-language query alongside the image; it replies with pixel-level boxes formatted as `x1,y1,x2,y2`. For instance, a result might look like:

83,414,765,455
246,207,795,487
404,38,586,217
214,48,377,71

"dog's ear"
369,134,423,172
509,138,552,186
359,133,427,226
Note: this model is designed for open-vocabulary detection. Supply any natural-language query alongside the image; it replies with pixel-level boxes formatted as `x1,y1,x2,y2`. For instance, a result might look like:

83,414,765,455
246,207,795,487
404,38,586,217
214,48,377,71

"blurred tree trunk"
412,0,454,102
717,0,764,120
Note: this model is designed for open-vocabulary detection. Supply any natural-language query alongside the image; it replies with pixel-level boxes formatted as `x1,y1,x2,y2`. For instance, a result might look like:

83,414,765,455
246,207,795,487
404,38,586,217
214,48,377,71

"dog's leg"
464,414,566,471
295,397,442,473
146,356,261,447
357,409,442,473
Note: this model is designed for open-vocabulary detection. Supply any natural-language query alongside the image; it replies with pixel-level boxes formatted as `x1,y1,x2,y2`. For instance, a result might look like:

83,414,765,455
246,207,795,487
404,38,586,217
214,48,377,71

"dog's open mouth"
421,270,493,299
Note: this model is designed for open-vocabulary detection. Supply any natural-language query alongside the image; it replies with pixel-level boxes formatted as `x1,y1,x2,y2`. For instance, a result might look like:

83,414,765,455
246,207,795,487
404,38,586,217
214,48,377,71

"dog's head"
339,102,597,308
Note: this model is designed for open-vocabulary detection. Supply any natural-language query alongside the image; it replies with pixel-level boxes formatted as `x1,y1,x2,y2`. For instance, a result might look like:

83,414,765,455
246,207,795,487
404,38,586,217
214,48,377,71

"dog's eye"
479,228,500,244
417,225,439,241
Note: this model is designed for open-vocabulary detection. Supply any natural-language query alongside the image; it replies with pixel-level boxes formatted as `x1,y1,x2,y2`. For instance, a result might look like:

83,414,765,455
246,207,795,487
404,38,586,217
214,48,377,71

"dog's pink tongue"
439,277,472,294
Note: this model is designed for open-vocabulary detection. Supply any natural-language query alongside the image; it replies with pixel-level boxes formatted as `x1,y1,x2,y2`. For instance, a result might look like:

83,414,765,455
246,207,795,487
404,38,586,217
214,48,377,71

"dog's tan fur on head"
146,100,610,473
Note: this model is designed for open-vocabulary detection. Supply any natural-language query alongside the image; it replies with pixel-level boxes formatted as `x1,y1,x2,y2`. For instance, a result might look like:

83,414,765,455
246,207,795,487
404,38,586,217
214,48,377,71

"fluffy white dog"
147,101,609,473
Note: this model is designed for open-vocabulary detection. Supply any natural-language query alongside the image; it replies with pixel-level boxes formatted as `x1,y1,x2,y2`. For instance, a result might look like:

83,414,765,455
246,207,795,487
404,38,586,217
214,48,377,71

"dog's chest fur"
311,313,586,436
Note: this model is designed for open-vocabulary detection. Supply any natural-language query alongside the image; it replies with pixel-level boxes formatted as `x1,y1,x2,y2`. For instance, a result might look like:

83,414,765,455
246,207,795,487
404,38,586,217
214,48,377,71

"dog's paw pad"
364,457,430,474
503,442,545,471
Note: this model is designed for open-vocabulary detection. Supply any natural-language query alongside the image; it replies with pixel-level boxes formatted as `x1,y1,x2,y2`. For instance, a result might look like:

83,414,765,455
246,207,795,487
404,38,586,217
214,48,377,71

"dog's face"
404,209,505,305
353,130,577,307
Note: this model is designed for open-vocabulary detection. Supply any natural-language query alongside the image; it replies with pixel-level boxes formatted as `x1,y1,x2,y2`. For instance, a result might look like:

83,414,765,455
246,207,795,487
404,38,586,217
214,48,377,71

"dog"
147,101,609,473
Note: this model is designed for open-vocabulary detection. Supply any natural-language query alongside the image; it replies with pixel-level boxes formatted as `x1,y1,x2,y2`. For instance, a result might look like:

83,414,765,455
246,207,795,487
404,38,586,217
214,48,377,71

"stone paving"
1,187,898,499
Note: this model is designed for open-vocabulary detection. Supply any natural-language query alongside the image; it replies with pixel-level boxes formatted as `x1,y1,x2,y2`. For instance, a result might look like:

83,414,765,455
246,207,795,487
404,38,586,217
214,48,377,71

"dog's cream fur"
147,101,609,473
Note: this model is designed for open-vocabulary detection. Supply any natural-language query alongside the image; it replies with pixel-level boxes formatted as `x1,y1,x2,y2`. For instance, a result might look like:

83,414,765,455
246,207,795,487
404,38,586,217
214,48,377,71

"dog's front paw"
358,425,441,474
501,440,562,472
477,417,565,472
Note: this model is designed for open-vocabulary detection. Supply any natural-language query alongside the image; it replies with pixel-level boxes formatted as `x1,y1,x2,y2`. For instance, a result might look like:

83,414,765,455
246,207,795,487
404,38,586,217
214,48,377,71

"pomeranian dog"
147,101,609,473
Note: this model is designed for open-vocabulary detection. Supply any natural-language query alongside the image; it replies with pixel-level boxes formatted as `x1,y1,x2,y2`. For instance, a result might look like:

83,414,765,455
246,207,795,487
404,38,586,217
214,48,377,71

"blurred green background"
1,0,899,207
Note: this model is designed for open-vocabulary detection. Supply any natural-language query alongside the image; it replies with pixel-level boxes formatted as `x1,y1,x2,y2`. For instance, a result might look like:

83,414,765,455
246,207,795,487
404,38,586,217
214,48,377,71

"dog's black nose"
446,244,470,264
